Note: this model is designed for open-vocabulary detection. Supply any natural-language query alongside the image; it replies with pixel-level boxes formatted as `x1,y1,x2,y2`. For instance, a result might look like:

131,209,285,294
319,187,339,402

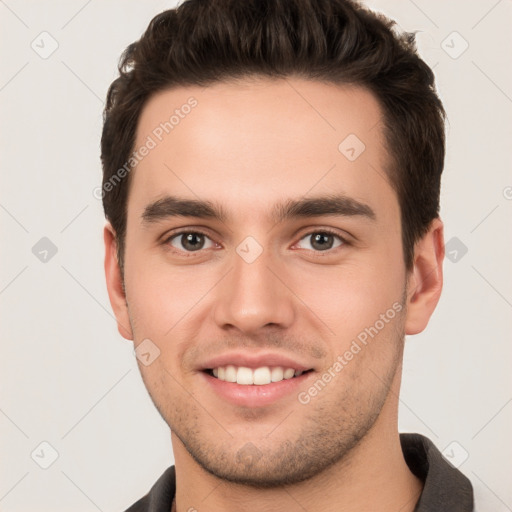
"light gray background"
1,1,511,511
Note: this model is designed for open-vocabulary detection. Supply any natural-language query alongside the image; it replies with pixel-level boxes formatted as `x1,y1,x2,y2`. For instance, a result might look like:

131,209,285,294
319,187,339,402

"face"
106,78,435,486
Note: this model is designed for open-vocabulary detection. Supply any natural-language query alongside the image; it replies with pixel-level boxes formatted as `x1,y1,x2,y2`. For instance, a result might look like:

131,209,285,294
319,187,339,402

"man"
100,0,474,510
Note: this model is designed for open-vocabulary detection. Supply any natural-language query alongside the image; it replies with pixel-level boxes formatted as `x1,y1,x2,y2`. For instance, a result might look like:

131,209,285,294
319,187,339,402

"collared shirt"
124,433,474,512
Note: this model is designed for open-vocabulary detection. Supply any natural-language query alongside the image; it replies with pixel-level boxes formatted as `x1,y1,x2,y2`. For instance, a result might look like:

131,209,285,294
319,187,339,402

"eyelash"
162,228,349,257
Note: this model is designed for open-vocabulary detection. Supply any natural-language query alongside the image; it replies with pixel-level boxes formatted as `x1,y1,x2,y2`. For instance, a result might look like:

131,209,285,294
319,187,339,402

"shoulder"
400,433,474,511
123,466,176,512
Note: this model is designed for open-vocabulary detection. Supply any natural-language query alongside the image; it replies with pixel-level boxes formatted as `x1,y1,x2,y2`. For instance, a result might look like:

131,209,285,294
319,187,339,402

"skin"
104,77,445,512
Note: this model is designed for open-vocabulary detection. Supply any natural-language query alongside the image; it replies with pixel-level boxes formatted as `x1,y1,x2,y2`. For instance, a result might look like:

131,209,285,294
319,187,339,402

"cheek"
289,255,405,341
124,249,214,337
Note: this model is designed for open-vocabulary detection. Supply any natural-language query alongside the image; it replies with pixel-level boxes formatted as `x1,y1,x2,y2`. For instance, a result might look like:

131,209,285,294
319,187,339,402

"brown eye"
297,231,344,252
169,232,214,252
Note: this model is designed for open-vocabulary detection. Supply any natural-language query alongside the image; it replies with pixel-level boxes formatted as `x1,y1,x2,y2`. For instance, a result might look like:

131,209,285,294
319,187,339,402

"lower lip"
201,371,313,407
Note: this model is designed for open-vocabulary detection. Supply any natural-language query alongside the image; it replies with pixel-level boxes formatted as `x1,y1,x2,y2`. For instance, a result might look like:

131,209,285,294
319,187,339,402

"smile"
207,365,311,385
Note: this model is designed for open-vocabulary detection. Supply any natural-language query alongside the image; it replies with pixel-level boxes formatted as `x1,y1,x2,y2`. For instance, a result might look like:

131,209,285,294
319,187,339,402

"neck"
172,433,421,512
171,371,422,512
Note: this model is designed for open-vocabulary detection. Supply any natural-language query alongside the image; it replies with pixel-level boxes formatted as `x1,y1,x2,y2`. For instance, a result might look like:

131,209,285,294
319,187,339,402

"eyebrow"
141,194,376,226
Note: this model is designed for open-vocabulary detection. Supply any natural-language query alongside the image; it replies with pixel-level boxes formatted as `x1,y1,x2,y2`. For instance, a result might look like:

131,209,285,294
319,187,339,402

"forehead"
128,78,395,224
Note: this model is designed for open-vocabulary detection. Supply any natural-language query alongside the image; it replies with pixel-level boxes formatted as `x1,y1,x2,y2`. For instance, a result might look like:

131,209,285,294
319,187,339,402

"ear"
104,223,133,340
405,218,445,335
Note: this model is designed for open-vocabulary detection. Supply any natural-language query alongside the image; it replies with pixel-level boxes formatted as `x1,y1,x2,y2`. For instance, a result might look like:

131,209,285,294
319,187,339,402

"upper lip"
198,351,313,372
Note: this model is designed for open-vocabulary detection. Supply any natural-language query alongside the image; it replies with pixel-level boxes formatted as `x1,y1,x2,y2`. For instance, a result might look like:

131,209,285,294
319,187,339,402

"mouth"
198,352,316,406
204,365,314,385
201,363,315,407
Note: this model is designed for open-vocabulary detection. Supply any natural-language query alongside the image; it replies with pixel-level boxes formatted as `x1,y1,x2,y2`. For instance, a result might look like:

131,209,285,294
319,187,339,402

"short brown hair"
101,0,445,275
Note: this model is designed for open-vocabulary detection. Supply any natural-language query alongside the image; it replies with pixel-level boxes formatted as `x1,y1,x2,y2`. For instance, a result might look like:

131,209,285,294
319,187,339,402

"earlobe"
404,218,445,335
103,223,134,340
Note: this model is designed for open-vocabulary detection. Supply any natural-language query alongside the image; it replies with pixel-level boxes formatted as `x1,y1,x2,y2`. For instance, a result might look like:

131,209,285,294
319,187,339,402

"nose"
212,245,296,335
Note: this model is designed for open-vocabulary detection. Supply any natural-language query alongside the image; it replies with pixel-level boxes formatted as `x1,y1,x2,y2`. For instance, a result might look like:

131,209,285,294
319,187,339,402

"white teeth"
253,367,271,385
211,365,306,385
283,368,295,379
271,367,284,382
225,365,237,383
237,366,254,385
